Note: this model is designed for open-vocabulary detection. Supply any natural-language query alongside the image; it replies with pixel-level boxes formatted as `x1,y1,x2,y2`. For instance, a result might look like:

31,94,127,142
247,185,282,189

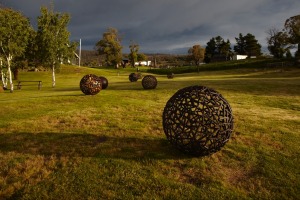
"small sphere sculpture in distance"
99,76,108,89
80,74,102,95
167,73,174,79
162,85,234,157
129,73,139,82
142,75,157,89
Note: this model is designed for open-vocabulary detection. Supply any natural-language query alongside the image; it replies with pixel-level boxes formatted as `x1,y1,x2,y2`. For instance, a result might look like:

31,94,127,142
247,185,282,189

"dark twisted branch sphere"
142,75,157,89
162,85,234,156
99,76,108,89
129,73,139,82
80,74,102,95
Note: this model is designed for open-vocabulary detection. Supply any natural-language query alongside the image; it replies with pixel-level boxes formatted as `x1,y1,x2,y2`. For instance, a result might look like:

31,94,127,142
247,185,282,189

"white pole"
79,38,81,67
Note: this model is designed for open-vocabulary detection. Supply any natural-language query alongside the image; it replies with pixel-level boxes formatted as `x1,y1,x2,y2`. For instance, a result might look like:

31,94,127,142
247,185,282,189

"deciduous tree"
96,27,123,68
284,15,300,57
0,8,31,92
128,41,139,68
266,27,289,58
36,6,75,87
188,44,205,67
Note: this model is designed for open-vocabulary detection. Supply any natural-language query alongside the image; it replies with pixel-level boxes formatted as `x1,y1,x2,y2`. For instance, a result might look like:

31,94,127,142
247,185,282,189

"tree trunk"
13,68,19,80
7,55,14,93
52,64,56,88
0,59,7,89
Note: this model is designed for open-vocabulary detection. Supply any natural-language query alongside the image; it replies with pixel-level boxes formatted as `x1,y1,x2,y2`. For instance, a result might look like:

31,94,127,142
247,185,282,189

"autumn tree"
96,27,123,68
234,33,262,57
284,15,300,57
36,6,76,87
0,8,32,92
188,44,205,66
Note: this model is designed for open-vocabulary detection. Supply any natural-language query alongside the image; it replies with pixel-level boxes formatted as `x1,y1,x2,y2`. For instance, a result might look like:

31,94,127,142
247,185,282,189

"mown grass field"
0,63,299,199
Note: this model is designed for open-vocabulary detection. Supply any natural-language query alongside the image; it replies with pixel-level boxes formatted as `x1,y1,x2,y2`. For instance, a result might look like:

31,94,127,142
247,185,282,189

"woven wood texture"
142,75,157,89
80,74,102,95
162,85,234,156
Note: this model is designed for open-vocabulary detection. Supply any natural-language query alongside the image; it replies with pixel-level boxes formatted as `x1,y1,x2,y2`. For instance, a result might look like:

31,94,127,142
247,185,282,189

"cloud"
2,0,300,53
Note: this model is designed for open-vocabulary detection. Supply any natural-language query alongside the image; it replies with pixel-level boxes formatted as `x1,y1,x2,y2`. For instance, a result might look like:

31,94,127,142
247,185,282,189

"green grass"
0,64,299,199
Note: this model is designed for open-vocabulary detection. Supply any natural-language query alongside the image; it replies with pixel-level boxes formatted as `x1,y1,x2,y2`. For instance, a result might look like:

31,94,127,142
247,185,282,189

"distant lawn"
0,64,299,199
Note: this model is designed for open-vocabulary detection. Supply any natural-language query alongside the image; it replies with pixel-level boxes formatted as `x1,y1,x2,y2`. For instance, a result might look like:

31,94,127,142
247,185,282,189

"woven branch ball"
129,73,139,82
80,74,102,95
142,75,157,89
167,73,174,79
99,76,108,89
162,85,234,156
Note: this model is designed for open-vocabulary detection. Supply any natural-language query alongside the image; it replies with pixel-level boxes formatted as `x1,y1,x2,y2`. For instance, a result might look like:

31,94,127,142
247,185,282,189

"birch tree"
36,6,73,87
0,8,31,92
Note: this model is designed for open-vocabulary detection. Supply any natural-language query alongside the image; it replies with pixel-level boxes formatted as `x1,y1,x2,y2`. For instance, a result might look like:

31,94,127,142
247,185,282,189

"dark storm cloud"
1,0,300,53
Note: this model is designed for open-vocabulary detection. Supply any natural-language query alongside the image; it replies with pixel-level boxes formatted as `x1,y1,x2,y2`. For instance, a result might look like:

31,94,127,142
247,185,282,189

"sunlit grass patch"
0,64,299,199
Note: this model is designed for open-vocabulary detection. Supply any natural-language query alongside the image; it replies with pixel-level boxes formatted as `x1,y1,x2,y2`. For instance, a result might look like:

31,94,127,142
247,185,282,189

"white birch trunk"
0,58,8,88
6,54,13,92
52,63,56,88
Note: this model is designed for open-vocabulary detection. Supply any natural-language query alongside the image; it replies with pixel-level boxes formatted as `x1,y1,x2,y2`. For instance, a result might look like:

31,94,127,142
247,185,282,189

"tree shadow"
0,132,191,160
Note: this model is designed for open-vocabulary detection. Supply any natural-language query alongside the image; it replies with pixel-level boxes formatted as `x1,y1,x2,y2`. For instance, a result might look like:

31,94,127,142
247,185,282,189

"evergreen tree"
234,33,247,55
234,33,261,57
204,36,231,63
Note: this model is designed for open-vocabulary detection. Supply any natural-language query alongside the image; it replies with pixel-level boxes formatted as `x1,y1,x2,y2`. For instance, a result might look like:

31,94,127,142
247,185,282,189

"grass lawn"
0,64,299,199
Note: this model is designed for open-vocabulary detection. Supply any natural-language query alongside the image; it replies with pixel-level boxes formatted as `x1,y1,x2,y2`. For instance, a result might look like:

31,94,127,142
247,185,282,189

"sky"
1,0,300,54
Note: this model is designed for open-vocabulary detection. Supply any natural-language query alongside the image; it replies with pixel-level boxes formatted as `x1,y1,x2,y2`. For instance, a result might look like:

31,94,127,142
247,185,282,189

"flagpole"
79,38,81,67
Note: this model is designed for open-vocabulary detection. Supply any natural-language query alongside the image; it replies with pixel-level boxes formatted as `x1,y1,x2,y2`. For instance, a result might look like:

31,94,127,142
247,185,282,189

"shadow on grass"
0,132,191,160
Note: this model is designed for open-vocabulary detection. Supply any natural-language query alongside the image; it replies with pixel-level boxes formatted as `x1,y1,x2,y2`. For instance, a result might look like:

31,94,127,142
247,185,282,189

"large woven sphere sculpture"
142,75,157,89
129,73,139,82
80,74,102,95
99,76,108,89
162,85,234,156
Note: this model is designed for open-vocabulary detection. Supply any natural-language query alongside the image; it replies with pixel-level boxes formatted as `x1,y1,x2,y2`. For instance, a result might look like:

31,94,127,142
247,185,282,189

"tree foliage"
204,36,231,63
96,27,123,68
188,44,205,66
284,15,300,57
128,41,139,68
234,33,262,57
0,8,32,92
266,28,289,58
36,6,75,87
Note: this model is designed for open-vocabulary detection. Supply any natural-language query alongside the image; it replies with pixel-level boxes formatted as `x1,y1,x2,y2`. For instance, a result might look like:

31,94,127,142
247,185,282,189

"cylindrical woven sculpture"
129,73,139,82
80,74,102,95
99,76,108,89
162,85,234,156
142,75,157,89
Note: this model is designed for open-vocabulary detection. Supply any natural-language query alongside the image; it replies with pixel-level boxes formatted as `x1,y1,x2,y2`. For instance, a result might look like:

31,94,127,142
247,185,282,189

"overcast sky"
1,0,300,54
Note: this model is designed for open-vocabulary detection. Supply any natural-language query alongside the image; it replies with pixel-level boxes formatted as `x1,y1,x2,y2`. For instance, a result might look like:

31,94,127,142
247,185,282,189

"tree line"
188,16,300,66
0,5,77,92
1,4,299,92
